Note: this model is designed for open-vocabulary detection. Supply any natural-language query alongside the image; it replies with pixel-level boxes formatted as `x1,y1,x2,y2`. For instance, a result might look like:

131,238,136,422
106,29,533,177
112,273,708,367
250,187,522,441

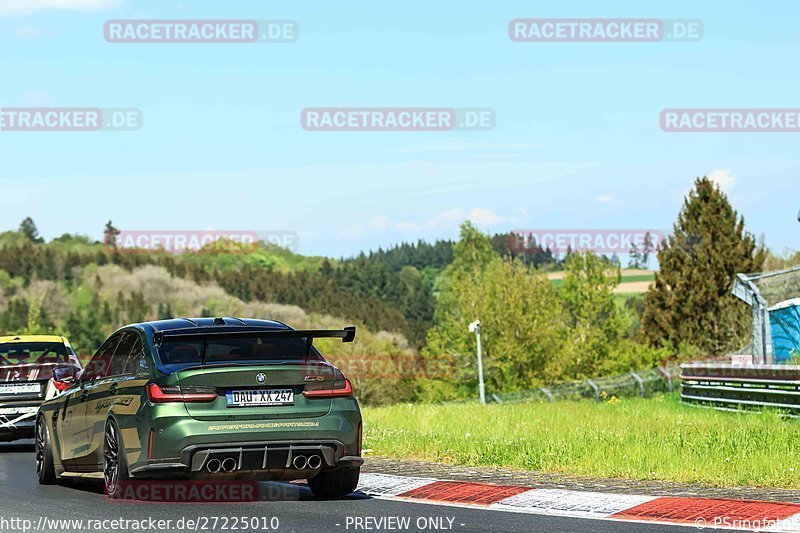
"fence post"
631,372,645,397
587,380,599,402
659,366,673,393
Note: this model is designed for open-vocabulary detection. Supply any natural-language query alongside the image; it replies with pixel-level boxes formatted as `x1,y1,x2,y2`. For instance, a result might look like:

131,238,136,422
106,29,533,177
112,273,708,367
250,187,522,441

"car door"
83,331,138,467
57,337,116,465
63,334,120,467
56,383,87,464
110,333,152,468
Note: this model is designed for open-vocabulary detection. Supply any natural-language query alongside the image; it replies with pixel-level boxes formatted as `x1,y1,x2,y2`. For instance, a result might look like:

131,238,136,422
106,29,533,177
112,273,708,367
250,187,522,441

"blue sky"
0,0,798,258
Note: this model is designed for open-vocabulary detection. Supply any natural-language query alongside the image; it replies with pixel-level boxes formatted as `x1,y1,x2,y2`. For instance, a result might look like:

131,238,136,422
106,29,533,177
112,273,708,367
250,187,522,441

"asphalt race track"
0,441,729,533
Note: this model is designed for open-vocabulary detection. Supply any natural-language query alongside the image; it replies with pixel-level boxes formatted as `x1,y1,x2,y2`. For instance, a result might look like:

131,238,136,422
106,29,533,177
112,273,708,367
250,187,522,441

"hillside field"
548,269,655,294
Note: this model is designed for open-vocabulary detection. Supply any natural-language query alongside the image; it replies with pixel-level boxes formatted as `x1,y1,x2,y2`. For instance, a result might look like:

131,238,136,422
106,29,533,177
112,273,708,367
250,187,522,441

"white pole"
470,320,486,405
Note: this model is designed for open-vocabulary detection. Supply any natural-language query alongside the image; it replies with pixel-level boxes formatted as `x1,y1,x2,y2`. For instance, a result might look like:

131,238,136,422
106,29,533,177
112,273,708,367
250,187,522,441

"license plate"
0,406,38,415
226,389,294,407
0,383,39,395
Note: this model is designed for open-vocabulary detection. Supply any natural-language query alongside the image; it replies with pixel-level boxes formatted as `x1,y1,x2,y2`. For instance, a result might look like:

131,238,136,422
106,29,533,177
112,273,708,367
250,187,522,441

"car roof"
0,334,68,344
137,317,292,333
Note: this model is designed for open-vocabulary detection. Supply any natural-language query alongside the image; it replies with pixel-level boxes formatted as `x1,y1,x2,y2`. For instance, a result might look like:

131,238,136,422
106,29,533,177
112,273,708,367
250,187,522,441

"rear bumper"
0,402,40,441
184,440,343,472
129,397,362,479
130,439,363,478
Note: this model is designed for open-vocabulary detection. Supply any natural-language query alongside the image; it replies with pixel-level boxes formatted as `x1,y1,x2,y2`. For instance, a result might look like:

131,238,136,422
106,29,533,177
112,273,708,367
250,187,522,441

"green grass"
614,293,641,308
362,394,800,488
618,273,656,283
550,272,655,289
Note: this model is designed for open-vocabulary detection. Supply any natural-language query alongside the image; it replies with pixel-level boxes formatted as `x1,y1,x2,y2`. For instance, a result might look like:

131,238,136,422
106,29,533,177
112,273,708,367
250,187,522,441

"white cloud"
20,92,51,106
0,0,122,18
707,168,736,193
390,142,541,154
395,208,466,232
339,208,506,238
596,194,615,204
14,25,44,38
468,207,504,226
471,152,526,160
0,185,45,206
336,215,389,239
6,159,595,257
336,224,365,239
394,207,509,233
367,215,389,230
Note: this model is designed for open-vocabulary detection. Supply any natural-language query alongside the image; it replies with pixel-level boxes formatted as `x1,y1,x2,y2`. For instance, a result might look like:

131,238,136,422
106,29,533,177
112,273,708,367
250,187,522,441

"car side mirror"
54,366,77,383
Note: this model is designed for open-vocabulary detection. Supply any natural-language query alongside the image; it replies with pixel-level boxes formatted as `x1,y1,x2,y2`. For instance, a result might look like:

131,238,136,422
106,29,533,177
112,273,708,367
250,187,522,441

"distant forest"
0,221,562,349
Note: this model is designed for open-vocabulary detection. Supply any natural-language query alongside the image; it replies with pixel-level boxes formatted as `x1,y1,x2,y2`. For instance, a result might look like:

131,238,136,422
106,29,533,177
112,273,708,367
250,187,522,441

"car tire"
35,416,57,485
103,420,131,499
308,467,360,498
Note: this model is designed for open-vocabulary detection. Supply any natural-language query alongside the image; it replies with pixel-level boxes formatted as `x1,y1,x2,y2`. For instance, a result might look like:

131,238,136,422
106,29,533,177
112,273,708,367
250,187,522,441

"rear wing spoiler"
153,326,356,346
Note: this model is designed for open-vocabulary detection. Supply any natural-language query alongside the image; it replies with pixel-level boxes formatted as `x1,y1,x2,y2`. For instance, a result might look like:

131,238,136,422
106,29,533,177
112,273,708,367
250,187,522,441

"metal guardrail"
680,363,800,413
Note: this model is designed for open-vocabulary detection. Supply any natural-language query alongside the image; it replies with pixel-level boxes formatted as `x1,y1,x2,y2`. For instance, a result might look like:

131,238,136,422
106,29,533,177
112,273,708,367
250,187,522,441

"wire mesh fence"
735,266,800,362
750,267,800,308
444,364,682,405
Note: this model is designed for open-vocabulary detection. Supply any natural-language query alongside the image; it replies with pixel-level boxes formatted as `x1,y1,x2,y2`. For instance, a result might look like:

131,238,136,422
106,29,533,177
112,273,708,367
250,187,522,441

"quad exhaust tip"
221,458,237,473
208,454,320,472
206,458,221,473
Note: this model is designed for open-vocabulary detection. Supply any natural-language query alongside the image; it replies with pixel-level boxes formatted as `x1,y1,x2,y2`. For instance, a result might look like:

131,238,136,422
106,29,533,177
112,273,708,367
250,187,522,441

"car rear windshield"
0,342,69,366
157,335,324,367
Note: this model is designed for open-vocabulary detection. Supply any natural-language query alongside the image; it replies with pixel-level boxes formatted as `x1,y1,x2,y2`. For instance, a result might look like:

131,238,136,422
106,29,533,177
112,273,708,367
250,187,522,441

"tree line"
0,177,777,402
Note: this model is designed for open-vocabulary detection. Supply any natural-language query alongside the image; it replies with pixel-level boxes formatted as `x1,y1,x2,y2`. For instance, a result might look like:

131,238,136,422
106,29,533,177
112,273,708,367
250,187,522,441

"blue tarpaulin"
770,298,800,364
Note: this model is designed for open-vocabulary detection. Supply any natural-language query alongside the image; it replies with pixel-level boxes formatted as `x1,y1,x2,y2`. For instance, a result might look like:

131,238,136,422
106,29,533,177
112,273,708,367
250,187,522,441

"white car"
0,335,81,442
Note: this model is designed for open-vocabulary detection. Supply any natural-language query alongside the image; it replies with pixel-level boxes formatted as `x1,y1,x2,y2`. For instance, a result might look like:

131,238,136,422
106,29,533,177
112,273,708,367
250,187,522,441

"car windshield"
0,342,69,366
157,335,323,367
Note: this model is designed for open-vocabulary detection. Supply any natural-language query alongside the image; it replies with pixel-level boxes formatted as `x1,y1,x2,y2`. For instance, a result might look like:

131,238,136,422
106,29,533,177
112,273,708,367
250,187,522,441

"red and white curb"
355,473,800,531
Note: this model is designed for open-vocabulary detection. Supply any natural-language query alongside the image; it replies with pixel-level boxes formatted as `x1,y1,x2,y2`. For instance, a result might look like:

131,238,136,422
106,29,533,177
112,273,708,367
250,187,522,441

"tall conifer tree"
643,177,765,355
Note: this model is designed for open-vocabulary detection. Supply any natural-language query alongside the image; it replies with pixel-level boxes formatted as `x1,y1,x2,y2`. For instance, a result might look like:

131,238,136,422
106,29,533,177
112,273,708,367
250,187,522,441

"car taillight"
302,378,354,398
51,379,71,393
147,383,217,403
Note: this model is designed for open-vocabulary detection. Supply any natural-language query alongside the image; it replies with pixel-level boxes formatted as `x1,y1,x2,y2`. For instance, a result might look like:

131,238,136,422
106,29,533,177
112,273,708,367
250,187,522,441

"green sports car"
35,318,363,498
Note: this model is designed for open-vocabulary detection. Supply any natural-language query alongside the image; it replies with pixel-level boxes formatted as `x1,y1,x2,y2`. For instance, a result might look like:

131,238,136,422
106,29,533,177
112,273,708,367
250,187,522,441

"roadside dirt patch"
613,281,653,294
